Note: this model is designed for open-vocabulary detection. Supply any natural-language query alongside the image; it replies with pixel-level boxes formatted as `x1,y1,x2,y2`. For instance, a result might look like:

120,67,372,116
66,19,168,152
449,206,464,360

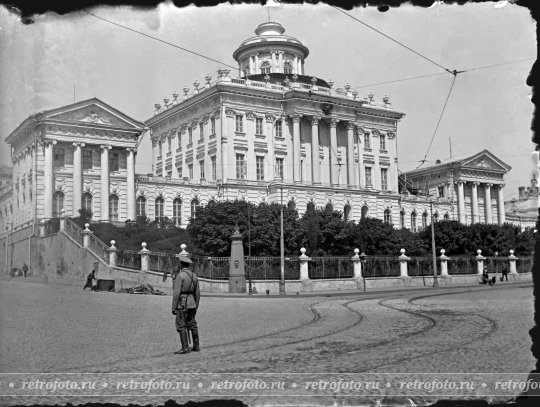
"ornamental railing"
148,252,179,274
309,257,353,279
116,249,141,270
87,233,109,263
64,218,84,246
192,255,230,280
362,257,401,278
245,257,300,280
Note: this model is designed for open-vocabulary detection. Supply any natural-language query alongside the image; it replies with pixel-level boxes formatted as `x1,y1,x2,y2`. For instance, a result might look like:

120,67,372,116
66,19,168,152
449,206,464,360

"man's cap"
178,255,192,264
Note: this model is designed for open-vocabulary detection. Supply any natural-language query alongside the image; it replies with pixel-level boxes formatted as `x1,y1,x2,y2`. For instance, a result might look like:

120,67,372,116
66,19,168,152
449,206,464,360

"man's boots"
174,329,190,354
191,329,200,352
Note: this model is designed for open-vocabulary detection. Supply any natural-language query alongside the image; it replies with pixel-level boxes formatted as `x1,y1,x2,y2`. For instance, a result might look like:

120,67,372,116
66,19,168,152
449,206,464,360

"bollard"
398,248,410,278
82,223,92,248
109,240,118,267
299,248,310,281
138,242,150,284
476,249,486,275
508,250,518,274
439,249,450,276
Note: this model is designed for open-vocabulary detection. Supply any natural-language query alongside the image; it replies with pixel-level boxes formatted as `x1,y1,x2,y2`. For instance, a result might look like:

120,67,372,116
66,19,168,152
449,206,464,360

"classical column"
249,55,254,75
457,181,465,224
266,115,275,180
100,145,112,221
347,122,358,188
471,182,479,224
293,55,298,74
254,53,259,74
311,116,321,184
292,114,301,183
329,119,339,186
497,184,506,224
271,52,276,73
72,142,84,216
278,51,284,72
126,148,136,221
357,128,364,189
43,140,56,218
485,183,493,224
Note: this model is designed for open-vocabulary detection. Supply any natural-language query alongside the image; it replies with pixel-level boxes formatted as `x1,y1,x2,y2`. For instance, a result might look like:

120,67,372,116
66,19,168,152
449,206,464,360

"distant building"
0,165,12,188
505,176,538,230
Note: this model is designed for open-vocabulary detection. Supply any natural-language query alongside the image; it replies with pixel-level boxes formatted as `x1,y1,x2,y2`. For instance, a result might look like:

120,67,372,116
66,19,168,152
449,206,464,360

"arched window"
260,61,271,74
444,213,450,221
109,194,119,221
52,191,64,218
400,210,405,229
287,200,296,211
283,61,293,75
191,199,200,219
155,197,165,220
411,212,417,233
434,212,439,222
173,198,182,225
82,193,93,212
361,205,368,220
344,205,351,221
136,196,146,217
422,212,428,229
384,209,392,225
306,202,315,212
325,203,333,212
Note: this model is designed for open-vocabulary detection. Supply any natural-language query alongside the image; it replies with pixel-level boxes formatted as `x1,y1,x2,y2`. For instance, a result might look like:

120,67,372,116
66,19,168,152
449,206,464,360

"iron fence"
408,257,438,277
87,234,109,263
447,257,478,275
517,257,533,273
245,257,300,280
64,218,84,246
148,252,179,274
309,257,353,279
116,250,141,270
362,257,401,278
192,256,230,280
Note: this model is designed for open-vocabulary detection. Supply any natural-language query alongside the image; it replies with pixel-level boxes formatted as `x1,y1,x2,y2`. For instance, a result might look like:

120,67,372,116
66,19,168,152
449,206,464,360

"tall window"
155,197,164,220
136,196,146,217
384,209,392,224
54,147,65,167
167,137,172,152
177,131,182,146
188,164,193,179
177,164,183,179
52,191,64,217
438,186,445,198
344,205,351,221
188,127,193,144
158,141,163,156
365,167,372,187
260,61,271,74
235,115,244,133
211,156,217,181
411,212,417,233
110,152,119,171
256,117,264,135
307,202,315,212
275,157,284,180
361,205,368,220
284,61,293,75
173,198,182,225
109,194,119,221
199,160,205,179
444,213,449,220
199,122,204,140
256,156,265,181
422,212,428,229
364,133,371,149
275,120,283,138
380,134,386,151
82,193,93,212
236,153,246,179
400,210,405,229
82,149,93,170
433,212,439,222
210,117,216,135
381,168,388,190
191,199,200,219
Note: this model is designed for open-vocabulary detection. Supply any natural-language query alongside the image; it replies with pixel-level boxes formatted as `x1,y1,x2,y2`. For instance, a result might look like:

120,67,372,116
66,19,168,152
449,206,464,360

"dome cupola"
233,21,310,78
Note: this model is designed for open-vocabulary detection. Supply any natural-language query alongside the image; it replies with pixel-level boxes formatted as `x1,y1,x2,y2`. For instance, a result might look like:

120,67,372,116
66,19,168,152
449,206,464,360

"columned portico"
126,148,136,220
471,181,479,223
497,184,505,224
100,145,112,221
292,114,301,183
457,181,465,224
43,140,56,219
72,142,84,216
329,119,339,186
347,122,357,187
311,116,321,184
485,183,493,224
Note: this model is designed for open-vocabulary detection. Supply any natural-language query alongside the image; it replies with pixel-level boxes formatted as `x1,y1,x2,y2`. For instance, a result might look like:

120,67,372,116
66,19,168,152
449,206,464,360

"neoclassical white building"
1,21,512,234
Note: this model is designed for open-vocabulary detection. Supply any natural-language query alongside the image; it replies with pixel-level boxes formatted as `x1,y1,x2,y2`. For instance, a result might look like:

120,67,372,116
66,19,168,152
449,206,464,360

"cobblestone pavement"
0,280,535,406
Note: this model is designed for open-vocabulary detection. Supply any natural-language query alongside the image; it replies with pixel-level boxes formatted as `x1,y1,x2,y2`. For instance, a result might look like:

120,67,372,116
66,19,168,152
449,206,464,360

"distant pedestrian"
172,255,200,354
83,270,95,291
22,263,28,277
501,266,509,282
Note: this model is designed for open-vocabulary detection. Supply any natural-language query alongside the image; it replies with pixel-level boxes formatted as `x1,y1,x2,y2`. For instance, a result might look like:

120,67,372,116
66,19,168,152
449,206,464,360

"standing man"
83,270,95,291
172,255,200,354
22,263,28,277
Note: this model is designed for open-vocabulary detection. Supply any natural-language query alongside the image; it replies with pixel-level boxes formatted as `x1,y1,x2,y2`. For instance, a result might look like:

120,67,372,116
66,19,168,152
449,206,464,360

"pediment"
43,99,145,131
461,151,511,173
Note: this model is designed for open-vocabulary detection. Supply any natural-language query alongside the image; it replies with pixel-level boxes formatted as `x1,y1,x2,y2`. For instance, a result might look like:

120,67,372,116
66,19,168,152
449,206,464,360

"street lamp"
359,251,367,291
267,180,286,295
430,201,438,287
247,205,252,295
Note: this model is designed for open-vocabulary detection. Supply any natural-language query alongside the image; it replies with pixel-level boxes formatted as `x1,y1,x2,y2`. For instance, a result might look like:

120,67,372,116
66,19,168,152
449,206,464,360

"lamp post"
430,201,438,287
359,251,367,292
267,180,286,295
247,205,252,295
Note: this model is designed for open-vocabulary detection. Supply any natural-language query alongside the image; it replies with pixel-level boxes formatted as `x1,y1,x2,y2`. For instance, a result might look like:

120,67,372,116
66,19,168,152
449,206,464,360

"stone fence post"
439,249,450,276
352,248,362,279
109,240,117,267
476,249,486,275
138,242,149,284
59,209,66,232
508,250,518,274
299,248,310,281
39,219,46,237
399,248,410,278
179,243,189,257
82,223,92,248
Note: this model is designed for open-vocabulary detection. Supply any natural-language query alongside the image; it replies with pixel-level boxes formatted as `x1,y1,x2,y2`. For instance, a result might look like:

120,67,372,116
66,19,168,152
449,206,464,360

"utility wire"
83,10,238,71
330,5,453,75
460,57,534,73
355,72,448,89
415,73,458,170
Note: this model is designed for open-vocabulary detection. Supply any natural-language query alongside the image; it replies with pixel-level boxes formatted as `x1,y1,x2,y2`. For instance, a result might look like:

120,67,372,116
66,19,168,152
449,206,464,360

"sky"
0,1,536,201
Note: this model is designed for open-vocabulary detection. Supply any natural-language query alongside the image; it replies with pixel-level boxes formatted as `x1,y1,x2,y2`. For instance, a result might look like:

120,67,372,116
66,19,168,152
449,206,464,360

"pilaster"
311,116,321,185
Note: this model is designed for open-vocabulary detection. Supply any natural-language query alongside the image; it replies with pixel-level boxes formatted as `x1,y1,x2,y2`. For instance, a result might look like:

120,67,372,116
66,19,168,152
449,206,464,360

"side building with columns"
399,150,511,225
0,98,145,230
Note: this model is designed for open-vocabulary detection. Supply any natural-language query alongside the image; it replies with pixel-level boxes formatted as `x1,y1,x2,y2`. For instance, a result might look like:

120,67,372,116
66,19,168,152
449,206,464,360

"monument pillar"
229,226,246,293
